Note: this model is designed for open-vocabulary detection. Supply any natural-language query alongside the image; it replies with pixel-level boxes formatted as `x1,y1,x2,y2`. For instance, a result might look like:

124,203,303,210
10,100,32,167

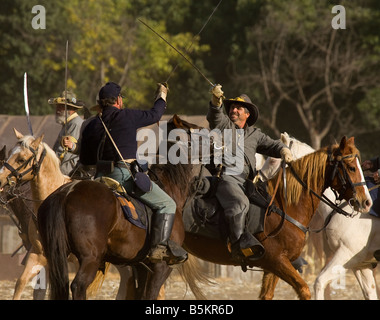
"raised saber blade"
138,18,215,87
165,0,223,83
23,72,34,136
64,40,68,137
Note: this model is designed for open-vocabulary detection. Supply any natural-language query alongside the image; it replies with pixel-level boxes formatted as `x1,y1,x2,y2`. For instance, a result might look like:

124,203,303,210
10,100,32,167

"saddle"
182,175,269,241
182,174,309,271
95,176,151,229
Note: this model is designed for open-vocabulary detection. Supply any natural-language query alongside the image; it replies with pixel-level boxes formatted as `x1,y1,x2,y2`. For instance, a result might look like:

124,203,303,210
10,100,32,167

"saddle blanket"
114,192,147,229
95,176,149,229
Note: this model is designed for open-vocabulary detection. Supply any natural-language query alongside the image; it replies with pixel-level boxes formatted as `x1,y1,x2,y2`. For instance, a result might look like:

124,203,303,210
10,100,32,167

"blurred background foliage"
0,0,379,157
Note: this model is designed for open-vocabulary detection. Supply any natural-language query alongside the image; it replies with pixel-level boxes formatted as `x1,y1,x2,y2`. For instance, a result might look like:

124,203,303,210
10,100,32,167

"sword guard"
160,82,169,90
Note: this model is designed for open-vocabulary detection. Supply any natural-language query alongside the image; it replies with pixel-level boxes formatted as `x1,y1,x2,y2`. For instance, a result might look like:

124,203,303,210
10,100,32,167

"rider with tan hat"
49,90,84,176
207,84,294,264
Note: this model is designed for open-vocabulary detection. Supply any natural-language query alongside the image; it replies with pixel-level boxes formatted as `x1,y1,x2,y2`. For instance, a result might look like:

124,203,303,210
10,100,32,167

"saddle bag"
131,160,152,193
134,172,152,193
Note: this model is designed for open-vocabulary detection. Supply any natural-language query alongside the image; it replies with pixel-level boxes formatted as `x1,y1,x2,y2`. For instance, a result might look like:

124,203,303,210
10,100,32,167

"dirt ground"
0,266,369,300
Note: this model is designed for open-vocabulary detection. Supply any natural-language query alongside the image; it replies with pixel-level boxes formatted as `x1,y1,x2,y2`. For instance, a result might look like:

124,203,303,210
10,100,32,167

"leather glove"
280,147,294,164
210,84,224,107
154,83,169,102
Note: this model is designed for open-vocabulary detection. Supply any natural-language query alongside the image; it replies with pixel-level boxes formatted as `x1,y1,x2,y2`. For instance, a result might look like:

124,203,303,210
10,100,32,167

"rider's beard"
55,111,66,125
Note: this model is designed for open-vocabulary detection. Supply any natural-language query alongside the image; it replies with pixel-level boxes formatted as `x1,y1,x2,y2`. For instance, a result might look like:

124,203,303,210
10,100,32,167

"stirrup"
148,243,188,265
239,232,265,261
166,240,188,265
148,244,168,263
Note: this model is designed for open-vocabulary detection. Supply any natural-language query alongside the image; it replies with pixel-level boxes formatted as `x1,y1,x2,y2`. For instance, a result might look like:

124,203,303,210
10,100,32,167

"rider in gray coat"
50,91,84,176
207,84,294,264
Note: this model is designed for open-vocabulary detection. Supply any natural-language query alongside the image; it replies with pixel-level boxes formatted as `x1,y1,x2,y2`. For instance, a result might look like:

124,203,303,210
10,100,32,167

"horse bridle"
289,150,365,218
326,151,365,202
2,143,47,186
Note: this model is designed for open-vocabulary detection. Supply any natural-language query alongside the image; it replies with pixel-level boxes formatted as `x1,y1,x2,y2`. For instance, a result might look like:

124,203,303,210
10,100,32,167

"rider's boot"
228,212,264,263
148,213,188,265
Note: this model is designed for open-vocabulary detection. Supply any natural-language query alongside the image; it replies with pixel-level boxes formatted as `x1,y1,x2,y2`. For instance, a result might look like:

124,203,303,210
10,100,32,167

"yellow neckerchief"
64,112,79,124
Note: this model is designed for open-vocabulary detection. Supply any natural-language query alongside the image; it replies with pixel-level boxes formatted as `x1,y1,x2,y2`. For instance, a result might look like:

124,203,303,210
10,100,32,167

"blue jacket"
80,99,166,165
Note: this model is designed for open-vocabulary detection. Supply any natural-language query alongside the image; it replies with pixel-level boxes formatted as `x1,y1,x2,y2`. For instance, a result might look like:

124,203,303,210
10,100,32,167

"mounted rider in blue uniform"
80,82,187,265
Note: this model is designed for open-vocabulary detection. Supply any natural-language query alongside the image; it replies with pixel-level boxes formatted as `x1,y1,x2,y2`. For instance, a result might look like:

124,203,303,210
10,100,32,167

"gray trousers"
97,165,176,215
216,174,250,243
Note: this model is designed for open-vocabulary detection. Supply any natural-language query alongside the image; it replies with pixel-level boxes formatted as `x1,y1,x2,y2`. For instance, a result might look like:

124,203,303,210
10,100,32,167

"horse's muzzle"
349,197,372,214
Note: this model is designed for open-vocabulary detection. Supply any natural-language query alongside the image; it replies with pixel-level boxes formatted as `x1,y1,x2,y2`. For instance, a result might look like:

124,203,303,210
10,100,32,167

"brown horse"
33,123,209,300
0,131,129,299
36,178,205,300
149,135,372,300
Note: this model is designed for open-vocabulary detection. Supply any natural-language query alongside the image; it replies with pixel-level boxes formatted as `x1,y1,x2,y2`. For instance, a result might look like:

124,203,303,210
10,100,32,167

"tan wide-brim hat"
48,90,83,109
223,94,259,127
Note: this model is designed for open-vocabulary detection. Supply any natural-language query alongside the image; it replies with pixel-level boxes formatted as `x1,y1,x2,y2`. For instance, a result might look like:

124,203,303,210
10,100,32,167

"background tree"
0,0,379,157
229,0,380,150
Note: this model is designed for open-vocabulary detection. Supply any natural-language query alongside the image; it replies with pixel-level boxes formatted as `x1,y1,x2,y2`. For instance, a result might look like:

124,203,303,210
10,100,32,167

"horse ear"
13,128,24,140
31,134,45,149
339,136,347,150
281,133,289,145
339,136,355,148
346,137,355,145
173,114,182,128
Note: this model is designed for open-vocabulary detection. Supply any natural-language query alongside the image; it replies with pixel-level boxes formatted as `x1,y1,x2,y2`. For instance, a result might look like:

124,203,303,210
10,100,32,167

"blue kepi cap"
99,82,121,100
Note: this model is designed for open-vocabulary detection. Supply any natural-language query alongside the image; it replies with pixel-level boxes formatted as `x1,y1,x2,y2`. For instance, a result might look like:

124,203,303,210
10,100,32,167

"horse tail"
38,186,70,300
86,262,111,298
177,254,214,300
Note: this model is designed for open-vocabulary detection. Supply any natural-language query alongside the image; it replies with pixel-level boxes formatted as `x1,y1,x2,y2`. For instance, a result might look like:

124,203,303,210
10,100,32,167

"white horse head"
258,132,315,181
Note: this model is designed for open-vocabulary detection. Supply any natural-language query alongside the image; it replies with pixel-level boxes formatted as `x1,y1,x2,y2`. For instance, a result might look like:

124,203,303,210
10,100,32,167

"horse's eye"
348,166,356,172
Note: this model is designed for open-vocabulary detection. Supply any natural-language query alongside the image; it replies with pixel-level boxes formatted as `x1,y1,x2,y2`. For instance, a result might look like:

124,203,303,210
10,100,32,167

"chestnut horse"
150,136,372,299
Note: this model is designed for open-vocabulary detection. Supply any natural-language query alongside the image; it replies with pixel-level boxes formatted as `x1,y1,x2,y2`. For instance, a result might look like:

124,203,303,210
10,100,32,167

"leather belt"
114,159,136,167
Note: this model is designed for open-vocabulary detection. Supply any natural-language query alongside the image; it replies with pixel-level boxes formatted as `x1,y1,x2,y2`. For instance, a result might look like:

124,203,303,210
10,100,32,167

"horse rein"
2,143,47,187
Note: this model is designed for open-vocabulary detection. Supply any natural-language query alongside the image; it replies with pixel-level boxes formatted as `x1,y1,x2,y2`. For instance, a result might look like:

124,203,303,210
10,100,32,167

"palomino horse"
260,133,380,300
0,146,33,254
0,131,70,299
150,136,372,299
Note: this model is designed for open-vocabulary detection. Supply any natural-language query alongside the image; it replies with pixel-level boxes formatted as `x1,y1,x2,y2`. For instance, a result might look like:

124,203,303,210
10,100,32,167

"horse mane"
151,162,194,190
269,145,332,205
273,140,361,205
